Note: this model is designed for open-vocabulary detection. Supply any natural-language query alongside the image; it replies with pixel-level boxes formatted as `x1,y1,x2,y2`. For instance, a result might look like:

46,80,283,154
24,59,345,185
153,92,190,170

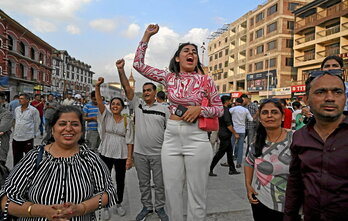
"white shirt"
13,105,40,141
229,105,253,133
292,109,302,128
62,98,75,106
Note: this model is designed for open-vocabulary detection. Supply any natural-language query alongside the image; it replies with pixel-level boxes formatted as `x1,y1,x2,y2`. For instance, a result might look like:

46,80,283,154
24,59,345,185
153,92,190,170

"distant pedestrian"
31,94,45,137
62,91,75,105
241,94,258,157
83,91,100,153
291,101,302,129
8,95,20,117
72,94,84,109
0,92,13,165
12,93,40,166
280,99,292,129
229,97,253,168
209,95,240,176
43,94,59,143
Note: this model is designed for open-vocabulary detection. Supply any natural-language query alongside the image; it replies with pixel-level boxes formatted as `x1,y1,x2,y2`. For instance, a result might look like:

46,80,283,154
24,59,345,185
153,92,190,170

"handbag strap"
202,74,208,94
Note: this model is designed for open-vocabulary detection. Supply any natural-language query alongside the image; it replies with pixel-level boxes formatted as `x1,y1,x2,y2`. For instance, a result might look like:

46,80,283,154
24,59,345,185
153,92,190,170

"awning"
272,95,291,99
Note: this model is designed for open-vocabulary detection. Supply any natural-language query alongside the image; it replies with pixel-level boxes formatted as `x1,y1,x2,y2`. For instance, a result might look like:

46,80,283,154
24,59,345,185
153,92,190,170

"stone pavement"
6,137,253,221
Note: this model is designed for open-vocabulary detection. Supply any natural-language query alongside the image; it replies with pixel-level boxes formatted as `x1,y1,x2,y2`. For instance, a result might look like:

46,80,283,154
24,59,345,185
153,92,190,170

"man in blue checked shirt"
83,91,100,152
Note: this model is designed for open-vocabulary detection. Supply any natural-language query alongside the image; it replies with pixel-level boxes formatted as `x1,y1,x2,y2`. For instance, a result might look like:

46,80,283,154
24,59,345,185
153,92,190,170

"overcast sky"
1,0,264,92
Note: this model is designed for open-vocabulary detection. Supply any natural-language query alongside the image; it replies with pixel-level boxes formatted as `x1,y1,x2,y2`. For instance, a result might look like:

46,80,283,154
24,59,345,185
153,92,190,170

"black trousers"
210,135,236,171
251,201,284,221
100,155,127,204
12,139,34,167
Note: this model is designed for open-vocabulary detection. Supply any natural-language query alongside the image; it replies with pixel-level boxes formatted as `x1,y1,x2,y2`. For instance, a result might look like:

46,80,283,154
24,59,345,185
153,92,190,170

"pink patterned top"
133,42,223,118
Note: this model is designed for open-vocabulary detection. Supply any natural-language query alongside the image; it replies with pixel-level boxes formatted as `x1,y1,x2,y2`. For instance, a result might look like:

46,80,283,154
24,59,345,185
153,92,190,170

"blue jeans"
231,133,245,165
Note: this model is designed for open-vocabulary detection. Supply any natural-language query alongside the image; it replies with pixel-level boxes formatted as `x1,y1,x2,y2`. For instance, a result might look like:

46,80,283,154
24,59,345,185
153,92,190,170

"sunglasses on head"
308,69,344,78
261,98,280,104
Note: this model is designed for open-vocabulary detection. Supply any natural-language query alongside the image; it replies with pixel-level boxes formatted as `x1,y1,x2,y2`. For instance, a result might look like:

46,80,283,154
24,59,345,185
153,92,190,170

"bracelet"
80,202,87,215
27,204,34,217
4,198,10,220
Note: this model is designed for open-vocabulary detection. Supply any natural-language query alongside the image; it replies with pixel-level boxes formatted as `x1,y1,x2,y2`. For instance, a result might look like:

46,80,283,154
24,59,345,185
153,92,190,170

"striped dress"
0,144,117,221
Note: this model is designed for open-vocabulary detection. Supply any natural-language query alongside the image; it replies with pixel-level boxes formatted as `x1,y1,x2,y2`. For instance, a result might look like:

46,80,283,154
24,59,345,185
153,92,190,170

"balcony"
295,1,348,32
295,51,315,62
317,24,340,38
295,33,315,45
317,47,340,58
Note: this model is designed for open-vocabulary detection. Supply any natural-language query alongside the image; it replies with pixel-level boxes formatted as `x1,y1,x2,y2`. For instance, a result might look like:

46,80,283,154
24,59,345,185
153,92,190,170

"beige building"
208,0,311,100
293,0,348,83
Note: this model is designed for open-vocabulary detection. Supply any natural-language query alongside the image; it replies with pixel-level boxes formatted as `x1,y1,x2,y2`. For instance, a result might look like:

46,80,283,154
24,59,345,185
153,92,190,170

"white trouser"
161,119,213,221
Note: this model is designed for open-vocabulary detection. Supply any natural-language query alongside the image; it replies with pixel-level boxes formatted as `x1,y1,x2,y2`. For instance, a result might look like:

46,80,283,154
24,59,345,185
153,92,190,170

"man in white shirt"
62,91,75,105
229,97,253,168
292,101,302,129
12,93,40,166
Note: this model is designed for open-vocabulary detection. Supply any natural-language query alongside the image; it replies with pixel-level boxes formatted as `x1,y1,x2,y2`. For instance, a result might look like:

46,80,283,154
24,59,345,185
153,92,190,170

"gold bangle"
81,202,87,215
28,204,34,217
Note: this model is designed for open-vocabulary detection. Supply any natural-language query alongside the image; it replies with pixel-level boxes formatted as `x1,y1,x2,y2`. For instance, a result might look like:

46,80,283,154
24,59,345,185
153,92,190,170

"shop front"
291,85,306,101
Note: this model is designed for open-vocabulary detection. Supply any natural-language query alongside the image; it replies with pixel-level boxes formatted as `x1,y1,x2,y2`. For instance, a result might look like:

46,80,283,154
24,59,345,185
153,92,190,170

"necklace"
267,128,283,143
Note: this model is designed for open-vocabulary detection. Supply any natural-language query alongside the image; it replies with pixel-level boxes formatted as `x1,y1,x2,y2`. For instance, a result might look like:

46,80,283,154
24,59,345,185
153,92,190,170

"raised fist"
96,77,104,86
145,24,159,37
115,59,125,69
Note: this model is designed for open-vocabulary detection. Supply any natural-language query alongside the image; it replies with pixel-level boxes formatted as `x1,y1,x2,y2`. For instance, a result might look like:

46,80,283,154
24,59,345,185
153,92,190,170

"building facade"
0,9,54,98
208,0,311,100
293,0,348,83
52,50,94,98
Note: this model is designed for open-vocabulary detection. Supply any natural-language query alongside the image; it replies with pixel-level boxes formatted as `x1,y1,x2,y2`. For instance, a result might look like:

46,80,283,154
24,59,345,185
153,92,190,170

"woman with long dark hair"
244,99,300,221
133,24,223,221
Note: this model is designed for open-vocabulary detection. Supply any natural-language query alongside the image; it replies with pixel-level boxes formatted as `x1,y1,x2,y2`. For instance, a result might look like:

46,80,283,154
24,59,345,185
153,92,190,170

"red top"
283,108,292,129
31,100,44,117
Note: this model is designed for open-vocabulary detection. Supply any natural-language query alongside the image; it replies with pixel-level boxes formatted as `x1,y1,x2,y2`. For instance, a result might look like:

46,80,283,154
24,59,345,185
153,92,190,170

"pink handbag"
198,75,219,132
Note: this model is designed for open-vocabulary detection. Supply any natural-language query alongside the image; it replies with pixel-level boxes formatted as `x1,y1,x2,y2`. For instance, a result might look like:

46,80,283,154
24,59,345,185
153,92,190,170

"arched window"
39,53,43,64
0,39,2,48
19,42,25,56
19,64,25,79
31,48,35,60
7,60,15,75
30,67,35,80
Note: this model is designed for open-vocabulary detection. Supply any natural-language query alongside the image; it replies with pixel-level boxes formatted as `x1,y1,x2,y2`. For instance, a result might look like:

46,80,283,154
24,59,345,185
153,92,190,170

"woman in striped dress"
0,105,117,221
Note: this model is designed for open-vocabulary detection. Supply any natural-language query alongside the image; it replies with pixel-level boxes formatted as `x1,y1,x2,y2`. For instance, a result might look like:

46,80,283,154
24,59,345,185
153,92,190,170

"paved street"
6,137,253,221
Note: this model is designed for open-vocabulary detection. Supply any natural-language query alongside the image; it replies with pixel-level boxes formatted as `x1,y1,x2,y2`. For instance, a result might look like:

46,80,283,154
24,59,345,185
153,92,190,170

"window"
225,37,228,43
0,39,2,48
216,85,220,91
288,2,299,11
269,58,276,67
267,22,277,33
19,42,25,56
210,56,213,62
39,53,43,64
219,63,222,69
268,4,278,16
256,29,264,38
255,61,263,70
250,33,253,41
214,65,217,70
222,84,227,92
286,39,293,48
225,61,228,67
225,49,229,56
224,72,228,78
256,12,264,23
286,57,293,66
19,64,25,79
31,48,35,60
249,64,252,72
56,68,59,76
249,48,253,57
256,45,264,54
218,73,221,80
267,40,277,50
31,68,37,80
250,17,254,26
209,67,212,71
287,21,294,30
219,51,222,58
8,35,13,50
215,54,218,59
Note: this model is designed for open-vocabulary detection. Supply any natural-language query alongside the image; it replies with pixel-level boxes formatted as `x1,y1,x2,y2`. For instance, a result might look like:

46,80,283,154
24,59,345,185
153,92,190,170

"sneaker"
136,207,153,221
116,204,126,216
102,208,110,220
229,170,241,175
209,171,217,176
155,207,169,221
220,162,229,167
236,164,242,168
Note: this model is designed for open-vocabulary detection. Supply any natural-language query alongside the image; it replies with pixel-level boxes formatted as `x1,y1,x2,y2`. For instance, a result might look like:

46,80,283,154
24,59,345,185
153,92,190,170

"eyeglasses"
308,69,344,78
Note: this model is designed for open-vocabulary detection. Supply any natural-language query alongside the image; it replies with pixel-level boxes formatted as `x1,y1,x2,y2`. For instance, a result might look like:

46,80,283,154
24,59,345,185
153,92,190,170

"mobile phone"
175,105,188,117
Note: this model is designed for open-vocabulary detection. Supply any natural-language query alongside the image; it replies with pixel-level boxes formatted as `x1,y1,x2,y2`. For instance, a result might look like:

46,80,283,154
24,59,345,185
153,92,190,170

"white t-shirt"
229,105,253,133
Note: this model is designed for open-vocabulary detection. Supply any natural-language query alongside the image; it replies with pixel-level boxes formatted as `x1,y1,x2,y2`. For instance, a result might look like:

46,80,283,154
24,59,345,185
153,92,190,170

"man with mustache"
284,56,348,221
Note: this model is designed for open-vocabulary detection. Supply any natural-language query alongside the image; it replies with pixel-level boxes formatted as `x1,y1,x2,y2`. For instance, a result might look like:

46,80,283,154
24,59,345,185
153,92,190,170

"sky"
1,0,265,92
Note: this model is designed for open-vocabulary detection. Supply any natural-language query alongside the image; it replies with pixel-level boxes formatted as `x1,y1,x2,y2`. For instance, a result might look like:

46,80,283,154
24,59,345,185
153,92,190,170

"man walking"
229,97,253,168
12,93,40,166
284,55,348,220
31,94,45,137
43,94,59,142
83,91,100,153
62,91,74,105
117,59,169,221
240,94,258,157
209,95,240,176
0,92,13,165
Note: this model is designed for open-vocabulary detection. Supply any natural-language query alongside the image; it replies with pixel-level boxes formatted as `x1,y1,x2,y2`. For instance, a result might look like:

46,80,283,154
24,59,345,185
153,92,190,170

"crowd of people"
0,23,346,221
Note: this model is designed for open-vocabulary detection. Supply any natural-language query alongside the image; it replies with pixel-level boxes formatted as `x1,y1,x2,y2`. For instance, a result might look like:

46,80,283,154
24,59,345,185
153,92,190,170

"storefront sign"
247,70,277,92
231,92,243,98
273,87,291,95
291,84,306,99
